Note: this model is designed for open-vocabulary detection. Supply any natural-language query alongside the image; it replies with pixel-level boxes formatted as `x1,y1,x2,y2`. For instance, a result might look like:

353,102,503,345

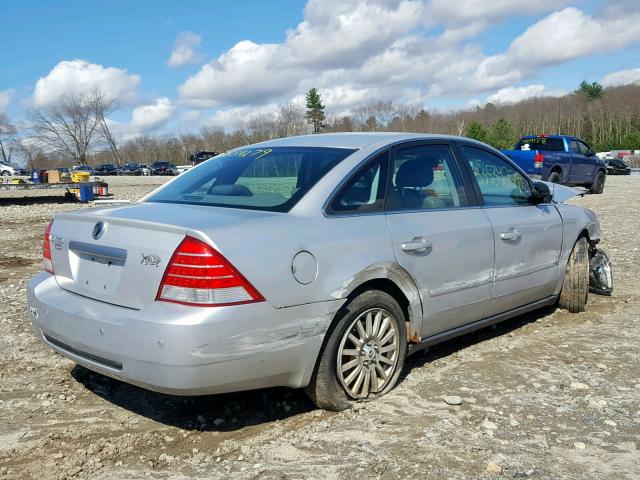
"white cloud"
204,104,280,130
0,89,14,111
473,7,640,90
179,1,613,113
179,40,294,108
130,97,175,131
423,0,572,44
33,60,140,107
167,32,203,68
423,0,570,26
178,0,424,108
601,67,640,87
486,84,565,104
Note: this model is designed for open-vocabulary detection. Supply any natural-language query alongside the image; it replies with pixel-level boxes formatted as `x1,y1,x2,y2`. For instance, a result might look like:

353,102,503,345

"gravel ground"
0,175,638,480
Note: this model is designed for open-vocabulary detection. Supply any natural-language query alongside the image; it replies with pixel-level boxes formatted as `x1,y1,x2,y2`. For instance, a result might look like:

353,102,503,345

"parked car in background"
176,165,193,174
150,161,177,175
139,164,150,176
119,163,144,176
606,158,631,175
73,165,96,175
28,133,612,411
502,135,607,193
95,163,119,176
189,151,219,165
0,162,17,176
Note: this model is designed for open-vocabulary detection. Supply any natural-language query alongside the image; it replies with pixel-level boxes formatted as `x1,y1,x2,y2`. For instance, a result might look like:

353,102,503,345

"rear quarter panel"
203,213,400,309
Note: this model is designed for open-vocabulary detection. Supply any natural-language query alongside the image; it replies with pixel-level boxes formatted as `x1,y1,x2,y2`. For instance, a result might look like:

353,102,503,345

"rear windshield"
146,146,356,212
515,137,565,152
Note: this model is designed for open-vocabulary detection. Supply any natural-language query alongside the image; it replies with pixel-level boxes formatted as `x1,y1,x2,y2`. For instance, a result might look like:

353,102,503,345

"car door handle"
401,237,432,253
500,229,522,242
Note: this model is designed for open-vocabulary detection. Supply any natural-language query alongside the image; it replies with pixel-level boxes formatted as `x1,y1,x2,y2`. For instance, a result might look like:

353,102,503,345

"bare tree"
13,139,46,169
27,93,104,165
92,92,124,166
277,102,306,137
0,112,17,163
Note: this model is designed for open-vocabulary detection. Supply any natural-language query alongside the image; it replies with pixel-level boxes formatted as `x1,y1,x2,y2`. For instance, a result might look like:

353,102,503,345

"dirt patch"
0,255,36,268
0,176,638,480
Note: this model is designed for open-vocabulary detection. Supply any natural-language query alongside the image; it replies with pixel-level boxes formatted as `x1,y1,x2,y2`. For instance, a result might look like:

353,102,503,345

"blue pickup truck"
502,135,607,194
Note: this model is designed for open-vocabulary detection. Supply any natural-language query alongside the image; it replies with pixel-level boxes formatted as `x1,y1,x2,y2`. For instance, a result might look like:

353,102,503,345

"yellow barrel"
71,171,90,183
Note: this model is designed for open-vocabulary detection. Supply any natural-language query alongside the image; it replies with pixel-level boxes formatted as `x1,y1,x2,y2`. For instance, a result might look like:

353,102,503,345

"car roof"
249,132,474,149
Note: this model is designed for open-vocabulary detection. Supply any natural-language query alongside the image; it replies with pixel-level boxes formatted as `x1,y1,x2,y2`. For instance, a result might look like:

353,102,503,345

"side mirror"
531,181,552,204
586,149,595,157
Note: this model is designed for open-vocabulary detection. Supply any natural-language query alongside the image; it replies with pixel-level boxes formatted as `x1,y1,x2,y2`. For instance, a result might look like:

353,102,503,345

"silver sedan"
27,133,612,410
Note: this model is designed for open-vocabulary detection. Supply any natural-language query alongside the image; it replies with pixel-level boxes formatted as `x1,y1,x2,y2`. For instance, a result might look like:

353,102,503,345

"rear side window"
461,146,532,206
516,137,564,151
147,147,356,212
329,152,388,213
387,144,467,211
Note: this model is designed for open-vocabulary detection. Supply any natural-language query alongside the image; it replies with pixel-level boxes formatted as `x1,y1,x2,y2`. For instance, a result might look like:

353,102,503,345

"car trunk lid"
49,202,274,309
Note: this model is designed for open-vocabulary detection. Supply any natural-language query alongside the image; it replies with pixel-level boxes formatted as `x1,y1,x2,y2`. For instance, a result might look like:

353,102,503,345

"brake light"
534,152,544,169
43,220,54,274
157,236,264,306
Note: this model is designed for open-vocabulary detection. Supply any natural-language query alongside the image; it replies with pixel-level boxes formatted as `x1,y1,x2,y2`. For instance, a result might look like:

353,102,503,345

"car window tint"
570,140,581,153
516,137,564,151
387,144,465,211
461,146,532,206
147,147,355,212
330,152,388,213
577,141,591,155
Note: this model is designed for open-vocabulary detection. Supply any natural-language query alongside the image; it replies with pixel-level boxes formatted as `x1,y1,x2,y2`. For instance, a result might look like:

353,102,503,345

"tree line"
1,81,638,169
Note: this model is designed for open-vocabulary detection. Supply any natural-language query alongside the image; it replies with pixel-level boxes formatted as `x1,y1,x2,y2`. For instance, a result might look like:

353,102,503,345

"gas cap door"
291,251,318,285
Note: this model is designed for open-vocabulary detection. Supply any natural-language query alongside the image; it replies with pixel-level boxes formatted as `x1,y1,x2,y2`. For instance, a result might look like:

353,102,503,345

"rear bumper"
27,272,343,395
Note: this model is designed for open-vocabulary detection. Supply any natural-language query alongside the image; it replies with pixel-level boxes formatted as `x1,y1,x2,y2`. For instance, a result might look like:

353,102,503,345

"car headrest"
396,158,435,188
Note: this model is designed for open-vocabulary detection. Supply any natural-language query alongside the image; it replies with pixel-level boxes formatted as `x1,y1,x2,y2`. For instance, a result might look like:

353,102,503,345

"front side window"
387,144,466,211
577,140,592,155
329,152,388,213
461,146,532,206
147,147,356,212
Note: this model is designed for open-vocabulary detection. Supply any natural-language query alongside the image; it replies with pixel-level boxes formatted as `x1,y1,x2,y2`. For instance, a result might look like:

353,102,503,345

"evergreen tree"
488,118,516,150
305,88,326,134
575,81,604,100
465,121,488,143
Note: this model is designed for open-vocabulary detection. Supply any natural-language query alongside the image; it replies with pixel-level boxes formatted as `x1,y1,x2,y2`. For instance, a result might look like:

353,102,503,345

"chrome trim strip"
68,241,127,266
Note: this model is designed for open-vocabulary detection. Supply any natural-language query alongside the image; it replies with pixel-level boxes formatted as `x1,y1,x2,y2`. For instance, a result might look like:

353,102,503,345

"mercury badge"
141,253,161,267
92,221,106,240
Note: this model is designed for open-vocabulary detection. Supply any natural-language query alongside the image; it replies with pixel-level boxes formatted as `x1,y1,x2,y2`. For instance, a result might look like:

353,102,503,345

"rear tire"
548,171,561,184
558,237,589,313
589,171,605,194
305,290,407,411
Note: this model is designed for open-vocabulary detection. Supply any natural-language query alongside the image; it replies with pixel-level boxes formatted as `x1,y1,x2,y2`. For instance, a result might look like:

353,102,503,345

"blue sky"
1,0,639,137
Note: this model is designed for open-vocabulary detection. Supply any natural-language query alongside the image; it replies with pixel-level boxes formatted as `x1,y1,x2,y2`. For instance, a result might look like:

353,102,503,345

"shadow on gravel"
0,195,76,206
401,305,557,378
71,366,315,432
71,305,556,430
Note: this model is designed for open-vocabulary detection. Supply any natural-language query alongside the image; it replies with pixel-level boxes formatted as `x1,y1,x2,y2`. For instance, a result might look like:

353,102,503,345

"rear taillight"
534,152,544,169
157,236,264,306
43,220,54,274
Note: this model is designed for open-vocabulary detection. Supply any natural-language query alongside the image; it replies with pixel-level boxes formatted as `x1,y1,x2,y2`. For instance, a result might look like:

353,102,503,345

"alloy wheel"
336,308,400,399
